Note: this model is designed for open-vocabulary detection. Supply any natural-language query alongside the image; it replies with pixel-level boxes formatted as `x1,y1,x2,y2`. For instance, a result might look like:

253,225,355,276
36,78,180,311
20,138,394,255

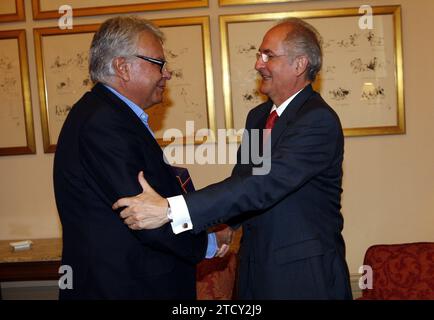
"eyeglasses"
134,55,167,73
256,52,287,63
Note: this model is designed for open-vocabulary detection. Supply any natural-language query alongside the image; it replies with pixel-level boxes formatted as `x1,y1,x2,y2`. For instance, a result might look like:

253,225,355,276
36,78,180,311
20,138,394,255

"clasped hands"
112,171,233,258
212,225,234,258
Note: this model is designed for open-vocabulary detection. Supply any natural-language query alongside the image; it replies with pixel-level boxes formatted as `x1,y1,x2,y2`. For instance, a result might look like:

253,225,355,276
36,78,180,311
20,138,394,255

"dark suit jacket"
184,85,352,299
53,83,207,300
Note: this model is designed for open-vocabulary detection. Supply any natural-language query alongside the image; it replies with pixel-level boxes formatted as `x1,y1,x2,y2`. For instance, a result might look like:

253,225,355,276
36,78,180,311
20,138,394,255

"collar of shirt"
104,84,155,137
270,88,304,116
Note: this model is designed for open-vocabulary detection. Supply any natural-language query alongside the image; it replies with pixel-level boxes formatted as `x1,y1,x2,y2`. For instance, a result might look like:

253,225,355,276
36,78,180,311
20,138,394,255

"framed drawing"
32,0,208,20
34,24,97,153
149,16,216,145
220,6,405,137
34,17,215,152
0,29,35,156
0,0,25,22
220,0,311,6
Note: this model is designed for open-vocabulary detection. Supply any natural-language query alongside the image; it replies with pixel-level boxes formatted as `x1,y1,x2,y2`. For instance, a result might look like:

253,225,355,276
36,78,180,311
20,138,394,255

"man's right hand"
113,171,170,230
214,226,234,258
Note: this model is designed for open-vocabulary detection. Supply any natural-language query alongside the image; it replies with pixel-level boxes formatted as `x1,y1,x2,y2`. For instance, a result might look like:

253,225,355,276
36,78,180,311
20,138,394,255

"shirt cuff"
205,233,218,259
167,195,193,234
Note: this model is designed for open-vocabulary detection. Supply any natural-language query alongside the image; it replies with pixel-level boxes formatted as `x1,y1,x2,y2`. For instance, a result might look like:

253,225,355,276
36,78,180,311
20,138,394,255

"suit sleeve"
79,110,207,263
185,107,342,233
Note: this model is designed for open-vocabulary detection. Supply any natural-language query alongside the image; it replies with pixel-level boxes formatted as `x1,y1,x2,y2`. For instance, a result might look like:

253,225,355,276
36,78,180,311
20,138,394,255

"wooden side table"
0,238,62,298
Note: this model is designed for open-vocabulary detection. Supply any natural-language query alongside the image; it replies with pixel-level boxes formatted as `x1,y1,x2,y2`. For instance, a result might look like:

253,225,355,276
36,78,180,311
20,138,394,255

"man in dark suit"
53,16,228,300
113,18,352,299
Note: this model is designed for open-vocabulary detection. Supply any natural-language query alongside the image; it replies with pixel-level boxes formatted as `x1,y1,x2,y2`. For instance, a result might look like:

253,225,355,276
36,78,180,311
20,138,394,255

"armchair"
359,242,434,299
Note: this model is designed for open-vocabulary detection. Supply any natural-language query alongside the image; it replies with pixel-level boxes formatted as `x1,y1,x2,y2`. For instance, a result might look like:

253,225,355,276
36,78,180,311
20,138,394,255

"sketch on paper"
329,87,351,101
361,85,385,101
39,31,95,146
0,34,30,151
365,31,384,47
165,48,188,59
50,53,88,71
336,32,360,48
224,12,399,133
37,20,214,148
49,51,91,96
309,14,396,129
147,23,210,141
322,30,384,51
55,104,73,117
237,43,257,54
0,55,14,71
171,69,184,80
0,54,22,124
324,65,337,74
242,88,262,103
164,46,202,117
350,57,384,73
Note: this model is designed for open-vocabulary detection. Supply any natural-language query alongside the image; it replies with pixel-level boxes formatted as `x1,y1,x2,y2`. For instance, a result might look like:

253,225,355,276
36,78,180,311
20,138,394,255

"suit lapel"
270,84,315,149
92,83,163,156
249,100,273,130
91,83,183,194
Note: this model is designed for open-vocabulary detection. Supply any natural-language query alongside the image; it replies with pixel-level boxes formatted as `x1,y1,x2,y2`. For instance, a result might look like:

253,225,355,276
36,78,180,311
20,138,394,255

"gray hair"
277,18,322,82
89,16,164,84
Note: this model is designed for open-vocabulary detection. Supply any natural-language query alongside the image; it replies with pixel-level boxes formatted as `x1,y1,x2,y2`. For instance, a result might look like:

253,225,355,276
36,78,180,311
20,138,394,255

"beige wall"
1,0,433,274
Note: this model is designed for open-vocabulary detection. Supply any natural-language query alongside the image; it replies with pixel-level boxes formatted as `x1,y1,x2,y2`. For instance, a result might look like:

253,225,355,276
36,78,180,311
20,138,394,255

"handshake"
212,225,234,258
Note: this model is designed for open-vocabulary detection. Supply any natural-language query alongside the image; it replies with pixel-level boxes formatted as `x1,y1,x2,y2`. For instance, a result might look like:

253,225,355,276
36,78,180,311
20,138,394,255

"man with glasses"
134,54,167,73
53,16,229,299
114,18,352,300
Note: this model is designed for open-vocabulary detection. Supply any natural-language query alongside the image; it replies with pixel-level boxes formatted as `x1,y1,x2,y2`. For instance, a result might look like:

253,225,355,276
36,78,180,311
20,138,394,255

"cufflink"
182,223,188,229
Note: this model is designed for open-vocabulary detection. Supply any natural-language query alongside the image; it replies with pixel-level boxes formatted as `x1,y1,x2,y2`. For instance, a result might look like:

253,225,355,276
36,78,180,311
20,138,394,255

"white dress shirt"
167,89,303,234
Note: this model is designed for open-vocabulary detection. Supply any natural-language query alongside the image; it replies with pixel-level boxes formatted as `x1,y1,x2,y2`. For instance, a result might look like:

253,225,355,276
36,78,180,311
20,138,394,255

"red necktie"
265,110,279,130
263,110,278,144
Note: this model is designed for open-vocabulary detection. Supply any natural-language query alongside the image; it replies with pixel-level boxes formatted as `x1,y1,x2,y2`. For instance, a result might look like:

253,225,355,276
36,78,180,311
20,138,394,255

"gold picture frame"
34,24,98,153
220,0,310,6
150,16,216,146
220,6,405,137
32,0,208,20
34,17,215,152
0,0,25,22
0,29,35,155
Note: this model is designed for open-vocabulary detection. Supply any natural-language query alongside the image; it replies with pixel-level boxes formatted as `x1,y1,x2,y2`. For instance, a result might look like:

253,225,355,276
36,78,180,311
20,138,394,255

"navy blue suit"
54,83,207,299
184,85,352,299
